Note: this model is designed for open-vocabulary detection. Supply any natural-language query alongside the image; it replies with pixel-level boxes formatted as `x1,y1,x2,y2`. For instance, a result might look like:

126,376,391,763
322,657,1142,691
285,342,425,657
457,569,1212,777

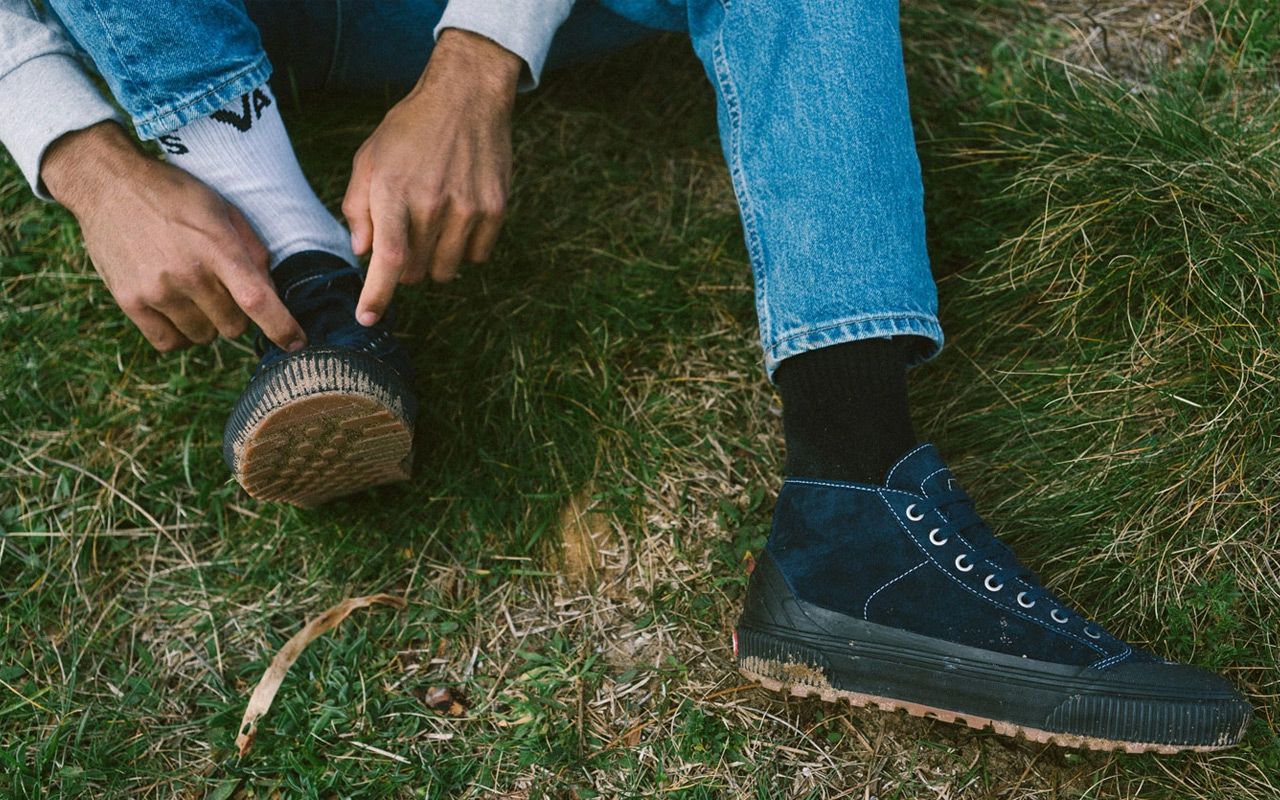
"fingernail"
287,337,306,352
358,311,378,326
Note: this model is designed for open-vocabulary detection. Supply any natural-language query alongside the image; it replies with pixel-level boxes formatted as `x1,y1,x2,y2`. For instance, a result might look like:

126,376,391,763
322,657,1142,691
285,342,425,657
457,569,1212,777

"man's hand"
343,29,522,326
41,121,305,353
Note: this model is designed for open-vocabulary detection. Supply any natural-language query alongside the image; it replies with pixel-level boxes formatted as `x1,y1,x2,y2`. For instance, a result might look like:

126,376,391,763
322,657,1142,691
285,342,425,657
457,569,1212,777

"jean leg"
45,0,271,139
605,0,943,379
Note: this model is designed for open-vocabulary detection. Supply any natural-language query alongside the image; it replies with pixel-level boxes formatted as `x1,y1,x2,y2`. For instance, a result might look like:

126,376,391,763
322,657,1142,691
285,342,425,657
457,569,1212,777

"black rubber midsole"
735,556,1251,748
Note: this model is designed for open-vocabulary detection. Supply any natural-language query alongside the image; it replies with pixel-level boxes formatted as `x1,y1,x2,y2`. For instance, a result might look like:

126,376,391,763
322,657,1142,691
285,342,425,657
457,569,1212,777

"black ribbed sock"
774,338,917,485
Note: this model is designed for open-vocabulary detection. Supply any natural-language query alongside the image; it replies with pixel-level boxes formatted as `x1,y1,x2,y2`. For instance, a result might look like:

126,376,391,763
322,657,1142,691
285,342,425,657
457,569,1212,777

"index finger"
357,205,413,326
220,206,307,351
217,257,306,352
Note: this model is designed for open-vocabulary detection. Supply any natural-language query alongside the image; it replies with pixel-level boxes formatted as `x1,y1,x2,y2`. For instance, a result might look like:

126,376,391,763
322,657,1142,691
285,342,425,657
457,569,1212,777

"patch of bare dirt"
1037,0,1211,82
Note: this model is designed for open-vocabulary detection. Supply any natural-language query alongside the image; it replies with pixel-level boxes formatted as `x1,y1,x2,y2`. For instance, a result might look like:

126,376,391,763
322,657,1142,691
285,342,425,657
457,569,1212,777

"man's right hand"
40,121,305,353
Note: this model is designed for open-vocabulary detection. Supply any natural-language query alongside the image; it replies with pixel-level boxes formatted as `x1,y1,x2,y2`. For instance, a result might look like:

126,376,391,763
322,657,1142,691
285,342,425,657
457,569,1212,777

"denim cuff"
765,313,945,382
130,54,272,140
435,0,575,90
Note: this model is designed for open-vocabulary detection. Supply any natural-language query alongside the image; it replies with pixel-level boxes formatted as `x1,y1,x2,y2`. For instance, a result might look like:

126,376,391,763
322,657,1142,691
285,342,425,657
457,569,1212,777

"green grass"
3,2,1279,797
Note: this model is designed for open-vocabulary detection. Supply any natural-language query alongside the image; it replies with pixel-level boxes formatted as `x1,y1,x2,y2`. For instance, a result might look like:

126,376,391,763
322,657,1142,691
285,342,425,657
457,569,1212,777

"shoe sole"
224,347,416,507
736,627,1236,754
735,555,1251,753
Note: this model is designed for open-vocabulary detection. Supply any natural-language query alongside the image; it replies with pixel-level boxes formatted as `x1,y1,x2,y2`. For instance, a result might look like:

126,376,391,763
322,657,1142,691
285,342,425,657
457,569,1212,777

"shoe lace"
915,488,1093,631
255,266,386,356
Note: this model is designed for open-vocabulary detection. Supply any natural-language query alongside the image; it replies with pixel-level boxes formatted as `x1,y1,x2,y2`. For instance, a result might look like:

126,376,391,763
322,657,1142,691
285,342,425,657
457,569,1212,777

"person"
0,0,1252,753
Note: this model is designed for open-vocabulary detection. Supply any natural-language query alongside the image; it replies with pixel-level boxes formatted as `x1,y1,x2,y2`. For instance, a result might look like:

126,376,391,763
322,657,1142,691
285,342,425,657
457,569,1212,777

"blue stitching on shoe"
863,561,926,619
879,488,1110,657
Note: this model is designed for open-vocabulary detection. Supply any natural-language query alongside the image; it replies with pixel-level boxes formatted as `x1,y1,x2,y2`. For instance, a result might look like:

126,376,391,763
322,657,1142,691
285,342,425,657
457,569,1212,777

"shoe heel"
736,626,837,698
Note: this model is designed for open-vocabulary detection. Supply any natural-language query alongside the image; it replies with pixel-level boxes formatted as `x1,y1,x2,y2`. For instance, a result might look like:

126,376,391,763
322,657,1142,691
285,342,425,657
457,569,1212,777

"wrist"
424,28,523,105
42,121,148,215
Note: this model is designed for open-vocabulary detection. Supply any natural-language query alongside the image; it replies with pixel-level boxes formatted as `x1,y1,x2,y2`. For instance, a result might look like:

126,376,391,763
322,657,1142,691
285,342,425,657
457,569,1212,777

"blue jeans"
47,0,943,378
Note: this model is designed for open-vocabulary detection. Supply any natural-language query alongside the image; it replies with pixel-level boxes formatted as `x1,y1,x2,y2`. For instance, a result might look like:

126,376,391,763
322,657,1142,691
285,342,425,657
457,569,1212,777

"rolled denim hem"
131,55,272,140
764,314,944,382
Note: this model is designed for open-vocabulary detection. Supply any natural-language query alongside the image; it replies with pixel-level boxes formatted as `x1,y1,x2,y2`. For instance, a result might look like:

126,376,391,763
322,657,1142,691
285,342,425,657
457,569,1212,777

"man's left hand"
343,29,522,326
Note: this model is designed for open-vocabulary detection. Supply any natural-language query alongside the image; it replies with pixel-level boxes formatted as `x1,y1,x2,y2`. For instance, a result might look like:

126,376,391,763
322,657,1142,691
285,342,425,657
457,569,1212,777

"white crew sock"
157,84,355,269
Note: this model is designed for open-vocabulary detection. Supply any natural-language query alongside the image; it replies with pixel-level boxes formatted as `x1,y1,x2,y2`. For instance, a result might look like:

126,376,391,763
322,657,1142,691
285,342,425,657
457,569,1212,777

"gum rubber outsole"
734,623,1248,754
224,347,416,507
737,659,1232,754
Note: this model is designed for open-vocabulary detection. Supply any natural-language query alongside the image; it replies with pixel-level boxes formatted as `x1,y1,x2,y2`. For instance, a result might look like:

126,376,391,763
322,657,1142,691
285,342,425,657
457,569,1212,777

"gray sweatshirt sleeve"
435,0,576,89
0,0,124,200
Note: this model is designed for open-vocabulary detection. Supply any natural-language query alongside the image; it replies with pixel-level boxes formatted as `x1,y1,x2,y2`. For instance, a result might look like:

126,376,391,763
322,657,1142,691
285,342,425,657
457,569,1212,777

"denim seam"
880,489,1111,658
135,54,271,138
85,0,142,118
863,561,925,620
708,1,771,350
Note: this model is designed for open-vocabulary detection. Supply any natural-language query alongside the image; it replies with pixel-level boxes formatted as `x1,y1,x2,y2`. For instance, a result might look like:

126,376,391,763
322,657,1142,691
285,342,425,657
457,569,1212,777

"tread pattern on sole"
224,348,416,506
736,627,1243,754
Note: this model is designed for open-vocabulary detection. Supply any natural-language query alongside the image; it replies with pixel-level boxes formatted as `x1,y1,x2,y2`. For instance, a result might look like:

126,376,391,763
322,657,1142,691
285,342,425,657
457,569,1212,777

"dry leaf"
557,487,620,587
622,723,646,747
422,685,468,716
235,593,406,757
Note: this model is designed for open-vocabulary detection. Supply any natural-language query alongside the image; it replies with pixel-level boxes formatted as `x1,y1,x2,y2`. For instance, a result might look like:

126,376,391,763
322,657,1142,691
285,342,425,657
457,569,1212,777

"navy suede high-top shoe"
222,251,417,506
735,444,1252,752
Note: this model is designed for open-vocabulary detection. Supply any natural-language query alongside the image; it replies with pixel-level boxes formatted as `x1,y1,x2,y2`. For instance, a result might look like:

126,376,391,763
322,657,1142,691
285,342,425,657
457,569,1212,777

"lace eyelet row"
912,500,1104,642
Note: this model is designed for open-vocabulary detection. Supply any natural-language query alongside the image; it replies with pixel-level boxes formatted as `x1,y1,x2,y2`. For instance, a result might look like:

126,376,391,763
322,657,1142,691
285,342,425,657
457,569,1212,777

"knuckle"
224,316,250,339
166,261,205,289
119,296,148,315
378,243,410,268
452,199,478,223
479,190,507,218
414,190,446,219
233,284,268,311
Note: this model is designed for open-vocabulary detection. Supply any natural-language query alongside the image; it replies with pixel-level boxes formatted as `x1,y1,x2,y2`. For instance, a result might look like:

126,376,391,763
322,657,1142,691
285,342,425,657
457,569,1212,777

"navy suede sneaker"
222,251,417,506
735,444,1252,752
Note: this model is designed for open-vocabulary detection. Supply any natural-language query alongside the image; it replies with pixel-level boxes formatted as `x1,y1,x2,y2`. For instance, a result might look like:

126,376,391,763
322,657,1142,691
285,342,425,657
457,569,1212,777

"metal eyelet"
928,528,948,546
905,504,924,522
1050,609,1069,624
984,575,1004,592
1016,592,1035,608
955,554,974,572
1084,625,1103,639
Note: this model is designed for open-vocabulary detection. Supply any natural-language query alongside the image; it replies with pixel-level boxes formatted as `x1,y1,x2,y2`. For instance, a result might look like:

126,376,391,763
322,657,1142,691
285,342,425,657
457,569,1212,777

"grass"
2,1,1278,797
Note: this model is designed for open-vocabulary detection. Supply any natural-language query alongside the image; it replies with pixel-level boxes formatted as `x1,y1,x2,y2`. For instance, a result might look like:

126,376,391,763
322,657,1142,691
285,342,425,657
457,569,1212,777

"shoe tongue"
882,444,960,497
270,251,362,308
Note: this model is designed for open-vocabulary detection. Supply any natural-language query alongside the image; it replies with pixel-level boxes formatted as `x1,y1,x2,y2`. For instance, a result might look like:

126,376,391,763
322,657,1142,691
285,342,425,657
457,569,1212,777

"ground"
1,1,1277,798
